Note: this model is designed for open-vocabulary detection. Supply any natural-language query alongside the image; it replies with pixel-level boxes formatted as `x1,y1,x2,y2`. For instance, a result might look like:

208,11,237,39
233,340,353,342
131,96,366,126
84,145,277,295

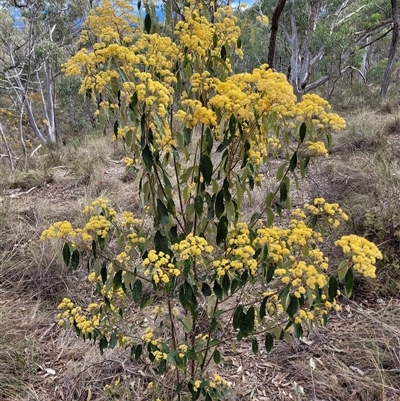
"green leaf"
215,190,225,219
345,267,354,297
113,270,123,290
135,344,143,360
230,278,239,294
299,122,306,143
71,250,79,270
237,37,242,49
132,279,142,302
109,332,117,349
233,305,244,330
62,243,70,267
245,306,255,335
113,120,119,137
213,280,223,300
194,195,203,217
144,13,151,33
222,274,230,294
279,182,287,203
216,216,228,245
295,323,303,338
250,212,260,226
129,92,138,111
289,151,297,172
200,154,213,185
265,333,274,352
154,231,169,253
205,127,213,153
338,260,349,281
213,349,221,364
252,337,259,354
201,282,212,297
184,127,192,146
286,295,298,320
328,275,337,301
99,337,108,355
220,44,227,60
157,198,169,225
276,163,286,180
260,297,267,320
142,145,153,172
101,263,107,284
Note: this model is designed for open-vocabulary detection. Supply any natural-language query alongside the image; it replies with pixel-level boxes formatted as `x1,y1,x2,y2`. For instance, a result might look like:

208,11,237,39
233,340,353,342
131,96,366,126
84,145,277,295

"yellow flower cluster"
335,235,382,278
214,223,257,276
209,373,230,389
171,233,214,261
142,250,180,284
175,99,217,128
305,141,328,157
141,327,161,347
57,298,100,335
121,211,142,227
295,94,346,131
40,221,77,240
306,198,348,229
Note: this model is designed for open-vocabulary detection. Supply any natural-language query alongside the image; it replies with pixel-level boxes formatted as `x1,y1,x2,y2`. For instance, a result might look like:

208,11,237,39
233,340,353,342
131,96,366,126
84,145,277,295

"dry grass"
1,112,400,400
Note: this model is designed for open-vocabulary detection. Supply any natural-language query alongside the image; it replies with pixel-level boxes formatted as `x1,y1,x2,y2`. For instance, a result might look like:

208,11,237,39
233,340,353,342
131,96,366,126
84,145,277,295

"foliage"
42,1,382,399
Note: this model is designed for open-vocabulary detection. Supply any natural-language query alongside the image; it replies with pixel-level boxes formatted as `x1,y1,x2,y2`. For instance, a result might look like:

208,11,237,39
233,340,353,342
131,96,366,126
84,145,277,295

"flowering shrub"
42,1,381,399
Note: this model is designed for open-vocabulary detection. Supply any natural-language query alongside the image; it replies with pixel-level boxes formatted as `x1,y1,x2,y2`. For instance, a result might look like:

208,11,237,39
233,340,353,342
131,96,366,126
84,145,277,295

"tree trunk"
267,0,287,69
380,0,399,98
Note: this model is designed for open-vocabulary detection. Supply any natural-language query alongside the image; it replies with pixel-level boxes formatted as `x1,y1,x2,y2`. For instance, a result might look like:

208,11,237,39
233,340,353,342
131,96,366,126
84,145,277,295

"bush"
42,1,382,400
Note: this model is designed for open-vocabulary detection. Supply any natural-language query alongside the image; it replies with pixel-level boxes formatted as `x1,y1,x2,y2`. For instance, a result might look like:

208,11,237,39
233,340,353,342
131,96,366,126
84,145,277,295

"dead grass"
1,113,400,401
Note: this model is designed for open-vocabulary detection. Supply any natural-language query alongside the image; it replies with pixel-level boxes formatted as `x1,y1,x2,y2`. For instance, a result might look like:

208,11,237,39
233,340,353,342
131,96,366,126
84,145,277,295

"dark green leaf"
286,295,298,319
294,323,303,338
299,122,306,143
201,282,212,296
260,297,267,320
266,264,275,283
230,278,239,294
129,92,138,110
233,305,244,330
229,115,236,137
216,216,228,245
213,280,223,300
237,37,242,49
279,182,287,203
289,151,297,172
252,337,259,353
194,195,203,217
205,128,213,153
215,190,225,219
99,337,108,355
135,344,143,360
250,212,260,226
109,333,117,349
184,127,192,146
159,359,166,374
157,199,169,225
345,267,354,297
101,263,107,284
220,44,227,60
113,270,123,290
200,154,213,185
144,14,151,33
142,145,153,172
213,349,221,364
132,279,142,303
113,120,119,137
70,250,79,270
140,292,151,309
62,243,70,267
265,333,274,352
245,306,255,334
222,274,230,294
154,230,169,253
328,275,337,301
